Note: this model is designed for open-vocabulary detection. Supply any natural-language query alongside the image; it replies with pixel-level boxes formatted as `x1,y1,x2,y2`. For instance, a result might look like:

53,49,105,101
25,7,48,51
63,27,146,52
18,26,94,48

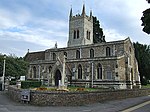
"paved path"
0,91,149,112
122,100,150,112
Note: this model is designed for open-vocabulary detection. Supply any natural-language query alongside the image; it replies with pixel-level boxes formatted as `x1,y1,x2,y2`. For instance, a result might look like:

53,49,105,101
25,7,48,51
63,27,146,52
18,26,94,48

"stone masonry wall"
7,86,21,102
7,86,150,106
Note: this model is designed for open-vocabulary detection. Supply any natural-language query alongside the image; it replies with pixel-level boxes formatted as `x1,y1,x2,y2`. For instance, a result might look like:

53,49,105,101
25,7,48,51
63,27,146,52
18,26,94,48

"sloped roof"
24,51,45,62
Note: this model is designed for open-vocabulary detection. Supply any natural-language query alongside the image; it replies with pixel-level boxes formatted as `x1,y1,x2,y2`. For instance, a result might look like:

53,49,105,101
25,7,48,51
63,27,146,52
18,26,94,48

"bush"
21,80,41,89
36,87,47,91
142,78,148,85
76,88,85,91
9,81,16,85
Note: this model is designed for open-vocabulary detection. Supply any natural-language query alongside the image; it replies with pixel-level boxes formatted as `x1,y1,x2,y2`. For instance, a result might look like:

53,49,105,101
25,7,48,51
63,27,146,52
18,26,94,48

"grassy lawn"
142,84,150,88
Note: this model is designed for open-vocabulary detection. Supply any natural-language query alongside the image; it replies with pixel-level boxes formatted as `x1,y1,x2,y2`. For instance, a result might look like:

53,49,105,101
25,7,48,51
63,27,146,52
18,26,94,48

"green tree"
0,54,29,79
141,0,150,34
0,64,3,77
93,16,106,43
0,55,4,77
147,0,150,3
133,42,150,85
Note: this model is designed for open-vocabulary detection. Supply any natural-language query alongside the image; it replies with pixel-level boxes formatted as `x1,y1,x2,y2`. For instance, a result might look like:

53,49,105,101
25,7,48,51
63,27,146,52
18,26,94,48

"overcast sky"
0,0,149,57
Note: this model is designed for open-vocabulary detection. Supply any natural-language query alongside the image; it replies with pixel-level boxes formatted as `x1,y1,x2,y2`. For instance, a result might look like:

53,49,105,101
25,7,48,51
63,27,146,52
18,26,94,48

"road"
0,91,149,112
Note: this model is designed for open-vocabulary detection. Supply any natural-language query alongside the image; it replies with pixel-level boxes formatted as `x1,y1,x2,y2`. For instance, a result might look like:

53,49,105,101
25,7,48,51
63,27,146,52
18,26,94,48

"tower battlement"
71,14,93,22
69,4,93,22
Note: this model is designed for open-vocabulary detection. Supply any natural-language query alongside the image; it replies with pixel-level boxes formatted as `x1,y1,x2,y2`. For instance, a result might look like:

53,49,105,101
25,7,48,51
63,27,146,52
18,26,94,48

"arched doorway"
54,69,62,86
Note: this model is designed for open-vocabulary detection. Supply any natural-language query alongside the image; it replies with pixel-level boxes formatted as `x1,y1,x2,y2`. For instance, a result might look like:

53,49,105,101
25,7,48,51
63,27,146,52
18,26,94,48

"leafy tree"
147,0,150,3
0,54,29,79
0,64,3,77
93,16,106,43
0,55,4,77
141,0,150,34
133,42,150,85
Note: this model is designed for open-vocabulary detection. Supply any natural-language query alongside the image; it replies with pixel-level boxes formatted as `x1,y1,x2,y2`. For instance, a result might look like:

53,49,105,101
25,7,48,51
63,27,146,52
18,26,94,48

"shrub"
21,80,41,89
76,88,85,91
142,78,148,85
9,81,16,85
36,87,47,91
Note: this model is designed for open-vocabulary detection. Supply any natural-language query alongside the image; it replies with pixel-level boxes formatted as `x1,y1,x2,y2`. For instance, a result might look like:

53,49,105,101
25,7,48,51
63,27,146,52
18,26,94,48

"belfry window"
88,32,90,40
74,30,76,39
78,64,82,79
77,30,79,38
87,31,88,39
86,30,90,40
73,30,80,39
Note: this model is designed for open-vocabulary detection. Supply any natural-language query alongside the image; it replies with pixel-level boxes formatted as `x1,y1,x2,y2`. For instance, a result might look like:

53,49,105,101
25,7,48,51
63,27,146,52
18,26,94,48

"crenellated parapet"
69,4,93,22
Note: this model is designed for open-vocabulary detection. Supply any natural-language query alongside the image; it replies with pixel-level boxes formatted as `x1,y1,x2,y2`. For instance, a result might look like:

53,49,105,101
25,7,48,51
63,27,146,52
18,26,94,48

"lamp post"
91,62,94,88
2,55,6,91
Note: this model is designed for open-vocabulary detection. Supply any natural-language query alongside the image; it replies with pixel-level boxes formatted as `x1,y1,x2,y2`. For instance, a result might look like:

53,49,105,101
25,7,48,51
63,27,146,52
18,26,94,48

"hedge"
21,80,41,89
9,81,17,85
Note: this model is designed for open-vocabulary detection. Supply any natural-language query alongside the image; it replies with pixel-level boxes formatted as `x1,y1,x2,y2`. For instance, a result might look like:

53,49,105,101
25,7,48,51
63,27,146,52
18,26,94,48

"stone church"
25,5,141,89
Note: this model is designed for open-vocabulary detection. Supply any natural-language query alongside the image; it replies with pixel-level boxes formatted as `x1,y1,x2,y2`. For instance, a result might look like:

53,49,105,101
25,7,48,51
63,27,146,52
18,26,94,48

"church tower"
68,5,93,47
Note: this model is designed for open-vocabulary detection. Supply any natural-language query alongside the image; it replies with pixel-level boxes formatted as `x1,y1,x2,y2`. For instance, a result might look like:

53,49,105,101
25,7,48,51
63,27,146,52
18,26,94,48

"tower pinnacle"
81,4,86,16
69,7,72,20
90,10,92,19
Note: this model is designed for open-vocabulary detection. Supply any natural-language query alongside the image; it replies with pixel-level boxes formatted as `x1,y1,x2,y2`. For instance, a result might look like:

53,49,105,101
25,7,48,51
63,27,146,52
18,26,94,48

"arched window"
86,30,91,40
76,50,80,59
49,66,52,73
74,30,76,39
90,49,94,58
129,47,132,53
97,63,102,79
77,30,79,38
106,47,111,56
87,31,88,39
52,53,56,61
33,66,36,78
78,64,82,79
106,67,112,79
88,32,90,40
64,52,67,58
